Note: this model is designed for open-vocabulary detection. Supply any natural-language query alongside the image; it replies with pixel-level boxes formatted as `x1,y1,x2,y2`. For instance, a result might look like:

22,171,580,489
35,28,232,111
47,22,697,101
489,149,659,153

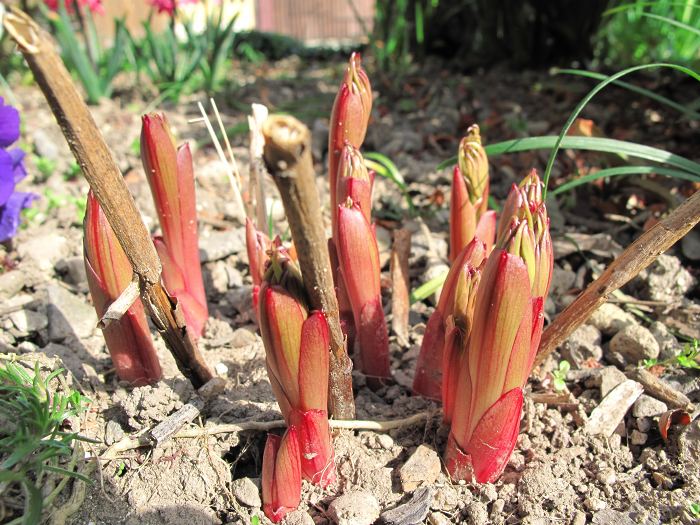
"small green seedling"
0,360,91,524
690,503,700,517
642,340,699,370
643,358,658,369
250,515,260,525
63,160,81,181
675,340,700,370
34,155,57,181
552,360,570,391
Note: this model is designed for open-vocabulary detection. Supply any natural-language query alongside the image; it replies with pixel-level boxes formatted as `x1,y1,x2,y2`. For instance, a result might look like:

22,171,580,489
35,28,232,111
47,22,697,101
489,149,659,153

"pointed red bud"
457,125,489,215
141,113,208,337
496,170,553,298
262,427,302,523
329,53,372,216
84,192,161,385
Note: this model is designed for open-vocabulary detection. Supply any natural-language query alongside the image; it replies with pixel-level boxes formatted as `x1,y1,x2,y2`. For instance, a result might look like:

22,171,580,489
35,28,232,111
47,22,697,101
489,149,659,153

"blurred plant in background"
596,1,700,69
41,0,132,104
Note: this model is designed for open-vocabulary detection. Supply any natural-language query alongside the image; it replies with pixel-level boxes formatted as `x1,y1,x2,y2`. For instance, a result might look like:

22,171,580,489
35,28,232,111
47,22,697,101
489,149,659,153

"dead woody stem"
262,114,356,420
536,189,700,368
4,9,214,388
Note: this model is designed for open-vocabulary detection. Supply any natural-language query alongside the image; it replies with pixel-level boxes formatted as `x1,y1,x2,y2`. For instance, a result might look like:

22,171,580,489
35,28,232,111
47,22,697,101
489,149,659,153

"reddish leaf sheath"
262,427,302,523
83,192,161,386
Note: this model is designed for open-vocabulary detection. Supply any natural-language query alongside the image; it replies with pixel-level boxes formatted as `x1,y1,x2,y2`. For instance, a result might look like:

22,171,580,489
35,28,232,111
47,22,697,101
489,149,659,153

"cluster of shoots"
415,150,553,480
83,113,208,385
80,52,553,517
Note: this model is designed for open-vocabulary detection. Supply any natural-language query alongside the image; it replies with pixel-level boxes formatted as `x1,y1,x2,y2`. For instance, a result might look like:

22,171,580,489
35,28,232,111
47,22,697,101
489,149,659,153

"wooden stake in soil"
4,9,214,388
535,189,700,368
261,114,355,420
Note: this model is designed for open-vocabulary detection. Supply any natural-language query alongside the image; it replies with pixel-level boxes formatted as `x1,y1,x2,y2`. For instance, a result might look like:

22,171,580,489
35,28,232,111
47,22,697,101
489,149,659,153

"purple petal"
0,149,15,206
0,191,38,243
0,101,20,148
9,148,27,183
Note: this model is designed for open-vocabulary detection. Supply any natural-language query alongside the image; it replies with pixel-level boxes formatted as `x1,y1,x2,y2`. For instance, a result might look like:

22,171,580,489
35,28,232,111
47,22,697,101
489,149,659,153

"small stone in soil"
641,254,695,302
398,444,441,492
596,366,627,398
427,512,451,525
46,285,97,341
18,234,68,271
104,420,125,445
561,324,603,367
10,309,48,334
630,429,647,445
588,303,636,337
380,486,433,525
0,270,26,299
609,324,659,363
283,509,314,525
463,501,488,524
375,433,394,450
648,321,682,361
632,394,667,418
231,477,261,508
328,490,380,525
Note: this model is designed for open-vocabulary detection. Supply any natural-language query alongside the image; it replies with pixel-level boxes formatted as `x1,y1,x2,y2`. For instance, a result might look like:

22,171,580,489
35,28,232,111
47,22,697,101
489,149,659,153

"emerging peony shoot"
258,245,336,487
141,113,208,337
450,125,496,261
443,171,551,483
83,192,161,385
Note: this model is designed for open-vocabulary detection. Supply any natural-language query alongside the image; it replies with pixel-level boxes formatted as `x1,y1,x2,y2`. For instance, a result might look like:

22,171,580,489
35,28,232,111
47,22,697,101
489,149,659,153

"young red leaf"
141,113,208,337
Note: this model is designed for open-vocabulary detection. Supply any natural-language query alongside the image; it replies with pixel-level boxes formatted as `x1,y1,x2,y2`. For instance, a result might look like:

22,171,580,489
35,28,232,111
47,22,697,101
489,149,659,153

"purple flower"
0,97,36,243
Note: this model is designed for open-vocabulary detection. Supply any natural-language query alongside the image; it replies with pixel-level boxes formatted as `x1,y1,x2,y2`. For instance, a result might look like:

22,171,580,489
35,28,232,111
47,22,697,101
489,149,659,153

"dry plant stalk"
261,114,355,420
4,9,213,388
536,189,700,367
390,228,411,346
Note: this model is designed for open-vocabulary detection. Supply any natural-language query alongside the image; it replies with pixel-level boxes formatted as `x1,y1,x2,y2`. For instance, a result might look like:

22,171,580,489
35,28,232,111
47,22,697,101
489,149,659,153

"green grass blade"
542,63,700,197
551,166,700,195
554,68,700,120
640,12,700,37
604,2,700,16
364,151,416,212
437,135,700,175
410,270,448,304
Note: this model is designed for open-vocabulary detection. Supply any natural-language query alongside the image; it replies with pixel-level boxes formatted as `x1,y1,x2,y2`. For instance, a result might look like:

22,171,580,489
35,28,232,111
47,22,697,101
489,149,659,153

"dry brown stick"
390,228,411,347
535,189,700,368
626,368,694,410
4,9,213,388
261,114,355,420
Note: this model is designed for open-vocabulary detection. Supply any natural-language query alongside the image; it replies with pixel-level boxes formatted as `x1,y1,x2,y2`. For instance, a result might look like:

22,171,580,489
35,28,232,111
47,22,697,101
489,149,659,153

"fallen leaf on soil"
658,409,692,441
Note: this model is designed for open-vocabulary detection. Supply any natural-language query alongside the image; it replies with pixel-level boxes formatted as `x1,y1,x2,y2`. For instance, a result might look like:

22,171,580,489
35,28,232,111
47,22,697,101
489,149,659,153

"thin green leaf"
554,68,700,120
640,12,700,37
604,2,700,16
410,270,449,304
437,135,700,176
542,63,700,197
551,166,700,195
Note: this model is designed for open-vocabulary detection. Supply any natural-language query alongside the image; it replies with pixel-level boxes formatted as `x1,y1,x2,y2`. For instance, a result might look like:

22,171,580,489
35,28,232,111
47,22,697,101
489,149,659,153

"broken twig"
536,189,700,367
390,228,411,347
